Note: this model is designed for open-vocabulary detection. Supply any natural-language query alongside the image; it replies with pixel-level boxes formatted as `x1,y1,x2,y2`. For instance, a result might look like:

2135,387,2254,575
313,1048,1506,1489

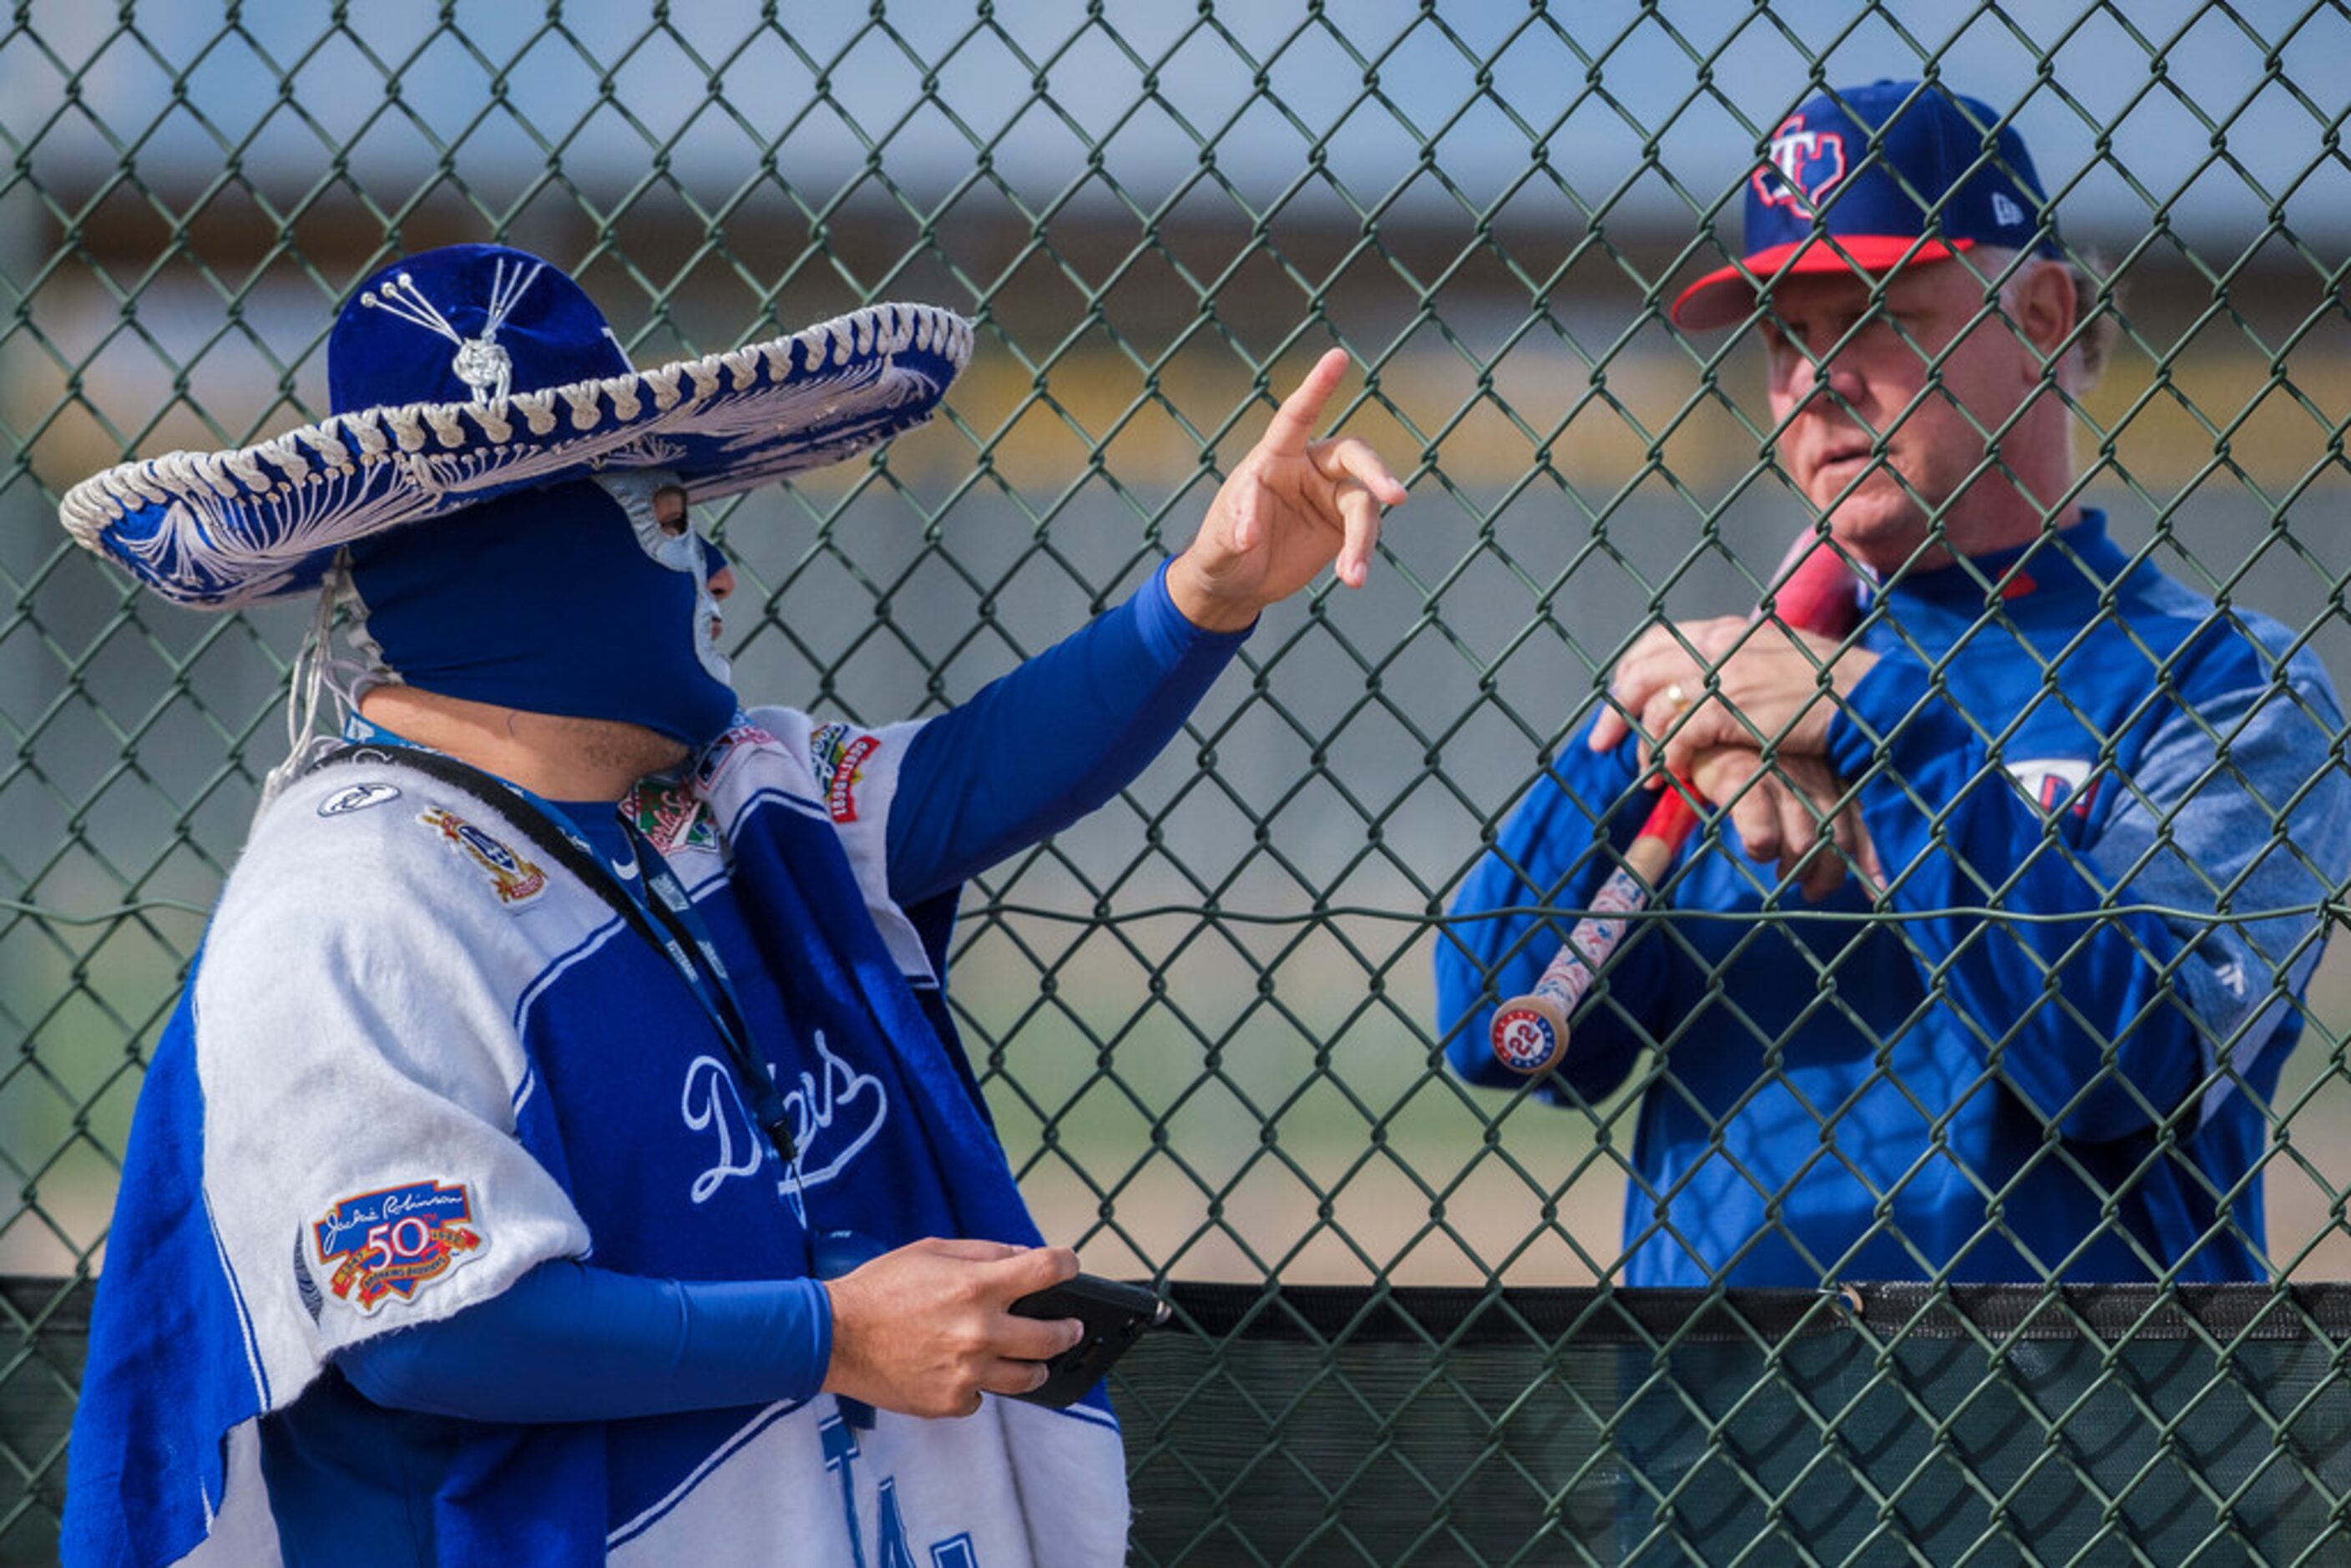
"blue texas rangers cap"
1672,79,2063,330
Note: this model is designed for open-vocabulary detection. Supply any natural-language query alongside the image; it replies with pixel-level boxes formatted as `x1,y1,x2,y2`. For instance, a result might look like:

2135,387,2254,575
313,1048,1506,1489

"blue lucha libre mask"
343,473,740,749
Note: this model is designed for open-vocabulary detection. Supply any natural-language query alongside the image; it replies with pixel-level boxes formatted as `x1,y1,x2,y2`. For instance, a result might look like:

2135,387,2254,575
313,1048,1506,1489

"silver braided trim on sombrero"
60,302,975,609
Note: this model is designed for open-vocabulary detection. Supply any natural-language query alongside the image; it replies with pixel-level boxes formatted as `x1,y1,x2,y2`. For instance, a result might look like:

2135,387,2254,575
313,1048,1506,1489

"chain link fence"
6,1,2351,1560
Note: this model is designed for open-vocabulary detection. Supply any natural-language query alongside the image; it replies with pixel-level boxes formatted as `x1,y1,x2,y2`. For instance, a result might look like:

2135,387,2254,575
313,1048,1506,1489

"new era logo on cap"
1674,79,2063,330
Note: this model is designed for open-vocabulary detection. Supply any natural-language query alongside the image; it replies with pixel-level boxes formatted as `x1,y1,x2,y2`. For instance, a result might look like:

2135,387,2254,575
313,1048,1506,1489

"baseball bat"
1486,534,1862,1076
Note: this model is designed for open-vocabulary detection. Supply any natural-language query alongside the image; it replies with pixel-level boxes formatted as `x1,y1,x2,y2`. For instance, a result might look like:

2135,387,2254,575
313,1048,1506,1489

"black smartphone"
1006,1273,1170,1408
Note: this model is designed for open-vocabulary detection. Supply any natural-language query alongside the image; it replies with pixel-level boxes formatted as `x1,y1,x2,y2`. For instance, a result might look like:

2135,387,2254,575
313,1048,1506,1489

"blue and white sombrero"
59,244,973,608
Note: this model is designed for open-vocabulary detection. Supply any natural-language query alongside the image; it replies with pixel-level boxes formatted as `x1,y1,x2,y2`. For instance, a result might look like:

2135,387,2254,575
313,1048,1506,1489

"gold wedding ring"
1664,681,1690,713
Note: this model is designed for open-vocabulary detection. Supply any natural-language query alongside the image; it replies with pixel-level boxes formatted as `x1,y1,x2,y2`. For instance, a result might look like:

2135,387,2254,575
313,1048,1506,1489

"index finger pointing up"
1260,347,1353,456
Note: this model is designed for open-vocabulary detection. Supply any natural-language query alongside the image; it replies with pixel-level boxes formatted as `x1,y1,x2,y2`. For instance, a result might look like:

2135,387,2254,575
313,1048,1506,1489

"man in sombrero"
59,244,1405,1565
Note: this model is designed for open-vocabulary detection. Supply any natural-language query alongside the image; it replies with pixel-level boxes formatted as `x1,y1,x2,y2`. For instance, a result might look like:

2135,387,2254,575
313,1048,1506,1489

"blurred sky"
8,0,2348,245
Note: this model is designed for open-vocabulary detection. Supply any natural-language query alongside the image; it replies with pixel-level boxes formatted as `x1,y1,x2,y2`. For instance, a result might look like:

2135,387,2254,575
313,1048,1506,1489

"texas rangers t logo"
1755,115,1848,215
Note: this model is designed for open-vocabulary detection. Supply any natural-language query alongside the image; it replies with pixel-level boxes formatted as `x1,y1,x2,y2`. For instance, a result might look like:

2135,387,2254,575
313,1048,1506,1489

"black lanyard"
311,742,798,1164
607,817,798,1164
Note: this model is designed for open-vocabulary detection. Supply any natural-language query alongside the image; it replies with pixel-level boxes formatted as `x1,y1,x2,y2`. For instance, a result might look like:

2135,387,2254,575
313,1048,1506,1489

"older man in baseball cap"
1670,76,2070,331
1443,82,2348,1296
63,243,1405,1565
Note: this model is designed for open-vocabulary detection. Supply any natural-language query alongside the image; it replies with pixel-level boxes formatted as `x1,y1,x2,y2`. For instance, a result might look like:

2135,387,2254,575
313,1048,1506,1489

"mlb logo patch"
693,718,779,796
311,1179,485,1314
1755,114,1848,215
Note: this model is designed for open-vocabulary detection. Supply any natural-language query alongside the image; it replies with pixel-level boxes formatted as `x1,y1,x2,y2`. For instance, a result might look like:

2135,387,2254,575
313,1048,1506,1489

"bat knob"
1489,996,1569,1075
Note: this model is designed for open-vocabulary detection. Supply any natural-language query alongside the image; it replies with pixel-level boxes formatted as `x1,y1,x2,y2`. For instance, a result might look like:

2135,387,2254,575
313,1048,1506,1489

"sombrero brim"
59,302,974,609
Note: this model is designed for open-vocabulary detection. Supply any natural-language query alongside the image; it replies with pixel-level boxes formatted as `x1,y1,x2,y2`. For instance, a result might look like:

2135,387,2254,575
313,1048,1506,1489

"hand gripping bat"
1486,534,1863,1075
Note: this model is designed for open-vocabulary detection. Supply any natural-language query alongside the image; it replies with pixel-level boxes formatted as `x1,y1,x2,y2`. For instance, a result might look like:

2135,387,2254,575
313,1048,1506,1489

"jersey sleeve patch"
692,716,781,798
316,780,402,817
310,1179,487,1316
626,776,718,857
810,722,883,824
419,805,549,905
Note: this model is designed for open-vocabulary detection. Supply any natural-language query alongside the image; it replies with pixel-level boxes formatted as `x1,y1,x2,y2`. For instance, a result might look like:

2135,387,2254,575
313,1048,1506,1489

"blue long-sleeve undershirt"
339,1260,831,1422
336,564,1245,1422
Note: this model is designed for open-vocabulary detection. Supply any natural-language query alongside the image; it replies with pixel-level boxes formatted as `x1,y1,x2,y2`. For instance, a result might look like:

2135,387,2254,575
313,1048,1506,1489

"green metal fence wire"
6,1,2351,1560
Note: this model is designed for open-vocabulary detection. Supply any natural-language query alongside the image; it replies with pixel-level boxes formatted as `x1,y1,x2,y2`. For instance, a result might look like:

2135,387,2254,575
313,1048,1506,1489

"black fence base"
12,1278,2350,1565
1124,1282,2351,1565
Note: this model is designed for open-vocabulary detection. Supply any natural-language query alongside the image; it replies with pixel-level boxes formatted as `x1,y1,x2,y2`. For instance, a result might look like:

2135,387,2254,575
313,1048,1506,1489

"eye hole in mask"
654,484,690,539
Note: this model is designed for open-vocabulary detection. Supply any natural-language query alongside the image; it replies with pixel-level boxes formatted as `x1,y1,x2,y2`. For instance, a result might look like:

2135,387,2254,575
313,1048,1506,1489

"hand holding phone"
1006,1273,1170,1408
